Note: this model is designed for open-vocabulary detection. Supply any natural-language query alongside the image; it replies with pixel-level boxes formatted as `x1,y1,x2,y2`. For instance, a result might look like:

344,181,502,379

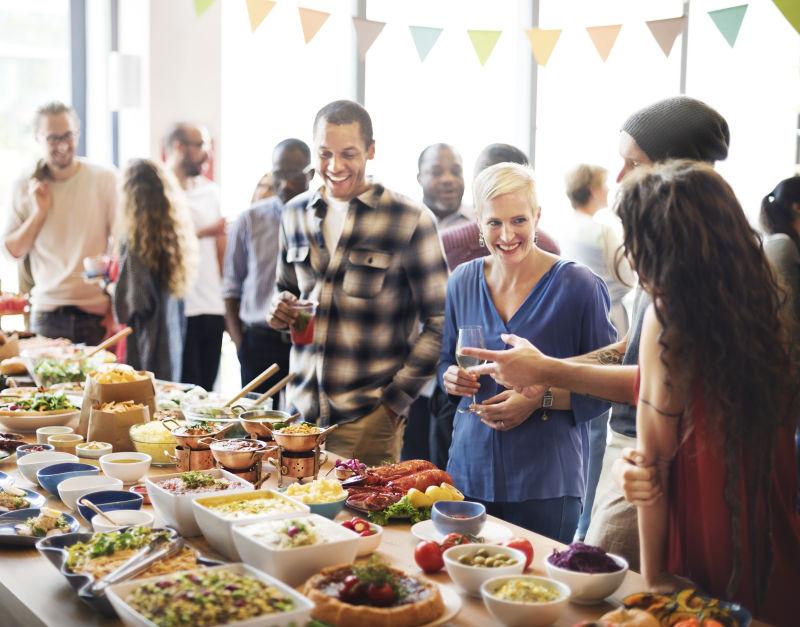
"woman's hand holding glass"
442,364,480,397
470,389,544,431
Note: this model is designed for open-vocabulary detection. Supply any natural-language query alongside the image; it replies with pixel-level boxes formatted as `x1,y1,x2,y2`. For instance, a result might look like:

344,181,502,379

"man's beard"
182,156,203,177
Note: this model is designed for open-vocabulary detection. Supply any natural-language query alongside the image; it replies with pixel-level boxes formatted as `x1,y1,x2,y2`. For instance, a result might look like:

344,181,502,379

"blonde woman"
438,162,615,541
113,159,197,380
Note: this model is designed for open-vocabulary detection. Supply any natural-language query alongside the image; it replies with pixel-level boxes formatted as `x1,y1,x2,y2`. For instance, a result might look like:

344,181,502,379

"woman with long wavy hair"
616,161,800,625
113,159,197,380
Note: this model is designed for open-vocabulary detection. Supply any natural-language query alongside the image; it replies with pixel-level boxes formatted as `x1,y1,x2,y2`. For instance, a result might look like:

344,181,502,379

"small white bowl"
99,452,151,484
57,475,124,511
481,575,571,627
232,513,360,586
92,509,155,533
443,543,526,597
36,426,74,445
545,553,628,604
355,522,383,557
17,451,78,484
75,441,113,460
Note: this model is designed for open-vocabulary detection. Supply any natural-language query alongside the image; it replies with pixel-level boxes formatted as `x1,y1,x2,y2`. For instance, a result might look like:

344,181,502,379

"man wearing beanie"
465,96,730,569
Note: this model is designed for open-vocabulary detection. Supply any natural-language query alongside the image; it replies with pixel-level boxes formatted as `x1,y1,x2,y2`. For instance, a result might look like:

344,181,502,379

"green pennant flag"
708,5,748,47
773,0,800,35
467,30,502,66
409,26,443,62
194,0,215,17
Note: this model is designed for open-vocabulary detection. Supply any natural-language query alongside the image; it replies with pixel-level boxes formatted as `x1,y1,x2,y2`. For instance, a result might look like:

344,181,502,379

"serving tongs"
88,533,185,596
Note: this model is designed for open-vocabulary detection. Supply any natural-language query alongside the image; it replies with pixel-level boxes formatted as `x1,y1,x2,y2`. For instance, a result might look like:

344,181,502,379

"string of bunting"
195,0,797,66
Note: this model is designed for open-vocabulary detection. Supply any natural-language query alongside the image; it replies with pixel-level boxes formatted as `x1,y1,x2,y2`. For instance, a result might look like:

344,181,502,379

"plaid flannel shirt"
276,181,448,426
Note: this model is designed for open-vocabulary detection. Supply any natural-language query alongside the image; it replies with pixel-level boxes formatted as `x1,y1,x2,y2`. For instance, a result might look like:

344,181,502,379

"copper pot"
204,437,272,470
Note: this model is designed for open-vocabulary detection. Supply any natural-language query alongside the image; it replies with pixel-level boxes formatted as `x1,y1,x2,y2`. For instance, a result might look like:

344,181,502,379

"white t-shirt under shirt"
321,195,350,254
183,178,225,317
3,160,117,315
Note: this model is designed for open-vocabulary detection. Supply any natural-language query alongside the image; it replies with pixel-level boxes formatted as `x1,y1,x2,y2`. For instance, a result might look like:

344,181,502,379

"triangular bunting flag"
353,17,386,60
298,7,330,44
409,25,443,62
467,30,502,66
246,0,276,32
194,0,215,17
708,5,748,47
525,28,562,66
773,0,800,35
586,25,622,61
646,16,686,57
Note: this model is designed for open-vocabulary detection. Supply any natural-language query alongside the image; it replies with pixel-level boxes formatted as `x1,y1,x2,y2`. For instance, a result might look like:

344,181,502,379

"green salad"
368,495,431,526
66,527,170,571
33,358,87,386
2,392,76,412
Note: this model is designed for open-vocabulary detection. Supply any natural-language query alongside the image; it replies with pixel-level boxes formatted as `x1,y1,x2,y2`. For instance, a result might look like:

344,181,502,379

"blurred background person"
561,163,634,336
251,171,275,204
113,159,197,381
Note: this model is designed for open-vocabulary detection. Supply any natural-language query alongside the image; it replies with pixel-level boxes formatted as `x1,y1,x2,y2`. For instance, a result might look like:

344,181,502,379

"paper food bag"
77,368,156,438
87,402,150,452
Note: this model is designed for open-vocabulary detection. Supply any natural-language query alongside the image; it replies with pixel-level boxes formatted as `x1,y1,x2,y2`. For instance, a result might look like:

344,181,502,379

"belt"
39,306,102,318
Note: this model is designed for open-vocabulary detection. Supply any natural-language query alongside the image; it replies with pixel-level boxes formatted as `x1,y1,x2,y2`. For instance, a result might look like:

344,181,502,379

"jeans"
575,410,610,540
181,314,224,390
474,495,582,544
401,395,431,461
237,324,290,395
31,307,106,345
428,386,457,469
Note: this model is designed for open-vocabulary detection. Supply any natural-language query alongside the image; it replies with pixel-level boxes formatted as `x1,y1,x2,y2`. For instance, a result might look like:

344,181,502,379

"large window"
0,0,70,293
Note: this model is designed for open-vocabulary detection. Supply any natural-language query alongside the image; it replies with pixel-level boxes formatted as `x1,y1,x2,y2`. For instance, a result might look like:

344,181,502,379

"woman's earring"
478,231,486,248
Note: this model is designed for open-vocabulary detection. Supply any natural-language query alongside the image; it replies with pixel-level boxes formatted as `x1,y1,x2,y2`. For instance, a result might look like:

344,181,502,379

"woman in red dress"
617,161,800,626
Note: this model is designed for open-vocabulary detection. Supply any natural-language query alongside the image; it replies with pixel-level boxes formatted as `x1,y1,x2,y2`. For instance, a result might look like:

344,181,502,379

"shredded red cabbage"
547,542,622,573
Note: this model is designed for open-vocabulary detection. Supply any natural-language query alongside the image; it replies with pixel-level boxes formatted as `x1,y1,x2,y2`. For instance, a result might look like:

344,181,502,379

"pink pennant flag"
646,16,686,57
353,17,386,60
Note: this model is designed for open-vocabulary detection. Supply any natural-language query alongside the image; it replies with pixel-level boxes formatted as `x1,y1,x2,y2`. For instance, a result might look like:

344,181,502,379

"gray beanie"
622,96,730,164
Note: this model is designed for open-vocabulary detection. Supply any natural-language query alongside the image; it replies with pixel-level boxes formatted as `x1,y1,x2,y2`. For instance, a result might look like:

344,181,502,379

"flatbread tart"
302,561,444,627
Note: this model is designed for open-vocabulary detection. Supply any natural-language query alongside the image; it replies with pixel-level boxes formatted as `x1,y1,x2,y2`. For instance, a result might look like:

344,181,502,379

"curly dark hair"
616,160,799,606
120,159,195,297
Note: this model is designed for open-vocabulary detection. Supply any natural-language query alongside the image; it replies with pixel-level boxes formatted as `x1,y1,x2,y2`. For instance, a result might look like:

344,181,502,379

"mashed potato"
284,479,346,504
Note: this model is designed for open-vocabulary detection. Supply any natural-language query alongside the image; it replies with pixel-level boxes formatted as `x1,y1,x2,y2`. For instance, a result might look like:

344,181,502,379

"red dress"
664,393,800,626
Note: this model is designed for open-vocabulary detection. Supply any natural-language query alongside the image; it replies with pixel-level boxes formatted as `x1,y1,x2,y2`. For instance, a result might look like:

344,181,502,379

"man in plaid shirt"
268,100,448,465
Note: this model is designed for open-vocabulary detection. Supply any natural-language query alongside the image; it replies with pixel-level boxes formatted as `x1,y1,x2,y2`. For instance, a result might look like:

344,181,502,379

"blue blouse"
437,258,615,502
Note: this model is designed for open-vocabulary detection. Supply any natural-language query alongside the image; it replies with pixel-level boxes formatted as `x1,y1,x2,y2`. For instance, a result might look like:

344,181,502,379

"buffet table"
0,425,659,627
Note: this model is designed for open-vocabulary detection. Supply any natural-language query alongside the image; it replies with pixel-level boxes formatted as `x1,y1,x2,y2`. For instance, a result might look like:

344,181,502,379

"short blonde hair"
564,164,606,209
473,162,538,219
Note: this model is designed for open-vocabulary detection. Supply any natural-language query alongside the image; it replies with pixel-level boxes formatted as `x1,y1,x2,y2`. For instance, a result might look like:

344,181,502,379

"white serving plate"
191,489,308,560
0,410,79,433
232,513,360,586
145,468,253,537
106,562,314,627
411,518,513,544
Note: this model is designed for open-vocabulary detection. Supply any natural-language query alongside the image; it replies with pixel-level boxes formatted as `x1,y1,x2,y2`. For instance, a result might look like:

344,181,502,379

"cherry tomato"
351,517,371,533
340,519,356,531
366,582,396,606
501,538,534,570
359,529,375,537
414,540,444,574
338,575,365,602
440,533,470,551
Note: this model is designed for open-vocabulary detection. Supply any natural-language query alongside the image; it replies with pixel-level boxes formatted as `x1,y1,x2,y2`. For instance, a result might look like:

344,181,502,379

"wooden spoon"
78,498,117,527
224,364,279,407
86,327,133,357
252,373,295,407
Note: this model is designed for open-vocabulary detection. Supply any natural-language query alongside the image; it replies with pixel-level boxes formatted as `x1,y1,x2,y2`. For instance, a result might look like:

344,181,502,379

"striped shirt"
276,181,448,426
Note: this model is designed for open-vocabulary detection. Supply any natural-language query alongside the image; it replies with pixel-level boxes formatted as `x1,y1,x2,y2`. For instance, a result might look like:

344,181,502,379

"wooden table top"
0,427,650,627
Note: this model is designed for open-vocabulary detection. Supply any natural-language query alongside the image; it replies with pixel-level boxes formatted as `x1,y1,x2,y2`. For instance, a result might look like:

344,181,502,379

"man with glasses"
164,122,226,390
2,101,117,345
223,139,313,395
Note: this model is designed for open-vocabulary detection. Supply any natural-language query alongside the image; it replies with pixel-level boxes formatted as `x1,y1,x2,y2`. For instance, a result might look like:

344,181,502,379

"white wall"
148,0,222,180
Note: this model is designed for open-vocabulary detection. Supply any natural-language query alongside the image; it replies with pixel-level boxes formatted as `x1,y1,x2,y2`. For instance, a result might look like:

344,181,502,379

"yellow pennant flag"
525,28,562,66
247,0,276,32
467,30,502,66
299,7,331,44
586,24,622,62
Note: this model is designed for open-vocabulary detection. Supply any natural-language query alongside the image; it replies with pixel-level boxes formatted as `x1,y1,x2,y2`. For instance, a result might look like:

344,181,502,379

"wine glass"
456,326,485,413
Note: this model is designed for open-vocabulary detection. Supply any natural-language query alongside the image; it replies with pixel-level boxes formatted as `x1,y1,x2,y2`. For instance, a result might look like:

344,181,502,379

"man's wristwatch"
541,387,553,421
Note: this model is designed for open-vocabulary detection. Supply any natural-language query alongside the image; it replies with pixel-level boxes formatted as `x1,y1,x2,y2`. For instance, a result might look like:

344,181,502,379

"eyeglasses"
44,131,77,146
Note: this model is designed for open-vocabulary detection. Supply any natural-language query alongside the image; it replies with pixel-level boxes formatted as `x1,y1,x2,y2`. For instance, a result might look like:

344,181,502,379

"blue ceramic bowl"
36,463,99,495
16,443,55,459
308,496,347,520
76,489,143,522
432,500,487,536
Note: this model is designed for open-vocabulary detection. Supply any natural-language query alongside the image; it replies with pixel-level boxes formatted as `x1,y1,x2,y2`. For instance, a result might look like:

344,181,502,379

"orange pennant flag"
646,16,686,57
246,0,276,32
298,7,330,44
525,28,562,66
586,24,622,62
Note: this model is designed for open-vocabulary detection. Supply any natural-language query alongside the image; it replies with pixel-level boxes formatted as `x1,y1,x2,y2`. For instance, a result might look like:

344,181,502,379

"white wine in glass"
456,326,485,413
